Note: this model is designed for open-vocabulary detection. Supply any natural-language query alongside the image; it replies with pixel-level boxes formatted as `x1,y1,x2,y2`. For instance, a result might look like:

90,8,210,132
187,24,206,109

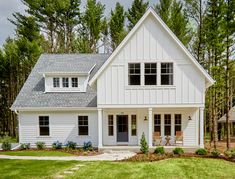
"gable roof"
11,54,110,110
89,7,214,88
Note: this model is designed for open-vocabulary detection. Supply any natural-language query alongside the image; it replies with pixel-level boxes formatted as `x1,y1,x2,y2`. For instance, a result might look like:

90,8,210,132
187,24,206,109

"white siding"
97,14,205,107
18,111,98,147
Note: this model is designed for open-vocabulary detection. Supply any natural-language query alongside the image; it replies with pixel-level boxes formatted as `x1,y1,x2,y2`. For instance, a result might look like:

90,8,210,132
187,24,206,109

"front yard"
1,158,235,179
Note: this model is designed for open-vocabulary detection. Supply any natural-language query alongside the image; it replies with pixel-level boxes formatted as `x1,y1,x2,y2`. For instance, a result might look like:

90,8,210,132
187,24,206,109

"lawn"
0,150,73,156
1,158,235,179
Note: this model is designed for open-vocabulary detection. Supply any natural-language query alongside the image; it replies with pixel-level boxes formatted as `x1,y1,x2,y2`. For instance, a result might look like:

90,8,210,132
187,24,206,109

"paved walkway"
0,151,136,161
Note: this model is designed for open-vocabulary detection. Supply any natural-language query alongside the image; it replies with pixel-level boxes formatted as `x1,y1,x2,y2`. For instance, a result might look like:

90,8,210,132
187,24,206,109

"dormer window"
62,77,69,87
72,78,78,87
53,78,60,88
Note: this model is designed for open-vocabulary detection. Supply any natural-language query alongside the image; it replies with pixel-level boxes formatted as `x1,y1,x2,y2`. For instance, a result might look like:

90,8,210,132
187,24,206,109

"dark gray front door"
116,115,128,142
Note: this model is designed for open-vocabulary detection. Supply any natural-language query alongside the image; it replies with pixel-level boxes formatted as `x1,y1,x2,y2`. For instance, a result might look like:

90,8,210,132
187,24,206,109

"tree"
109,2,126,50
127,0,149,31
140,132,149,154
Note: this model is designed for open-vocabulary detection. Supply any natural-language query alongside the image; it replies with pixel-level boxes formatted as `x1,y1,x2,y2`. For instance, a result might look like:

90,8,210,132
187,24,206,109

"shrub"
225,149,235,158
83,141,93,151
211,149,220,157
154,146,165,155
140,133,149,154
1,135,11,151
173,147,184,155
65,141,77,149
52,141,62,149
36,141,45,150
195,148,207,155
20,143,30,150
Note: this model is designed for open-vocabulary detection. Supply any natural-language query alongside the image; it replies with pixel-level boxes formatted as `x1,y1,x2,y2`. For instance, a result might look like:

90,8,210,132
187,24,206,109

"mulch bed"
122,153,235,163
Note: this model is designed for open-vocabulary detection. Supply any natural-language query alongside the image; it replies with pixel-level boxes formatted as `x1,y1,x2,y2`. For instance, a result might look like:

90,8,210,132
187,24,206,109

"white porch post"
98,108,103,148
148,108,153,147
199,107,204,148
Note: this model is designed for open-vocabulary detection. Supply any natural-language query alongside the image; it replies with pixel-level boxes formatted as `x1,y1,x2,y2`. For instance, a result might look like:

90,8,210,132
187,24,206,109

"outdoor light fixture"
188,116,192,120
144,116,148,121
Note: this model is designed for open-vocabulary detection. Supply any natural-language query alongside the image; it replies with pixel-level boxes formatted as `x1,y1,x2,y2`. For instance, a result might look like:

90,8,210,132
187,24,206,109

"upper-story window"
53,78,60,88
62,77,69,87
161,63,173,85
128,63,141,85
72,78,78,87
145,63,157,85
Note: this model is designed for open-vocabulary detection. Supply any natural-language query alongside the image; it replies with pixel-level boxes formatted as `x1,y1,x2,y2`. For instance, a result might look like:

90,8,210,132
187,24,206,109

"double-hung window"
128,63,141,85
131,115,137,136
53,78,60,88
39,116,49,136
154,114,161,134
164,114,171,136
108,115,114,136
145,63,157,85
78,116,88,135
72,77,78,87
62,77,69,87
175,114,182,135
161,63,173,85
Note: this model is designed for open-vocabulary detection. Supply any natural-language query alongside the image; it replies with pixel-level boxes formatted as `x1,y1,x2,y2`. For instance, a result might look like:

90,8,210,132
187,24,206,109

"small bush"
83,141,93,151
65,141,77,149
231,150,235,158
173,147,184,155
20,143,30,150
154,146,165,155
36,141,45,150
52,141,62,149
224,150,232,157
195,148,207,155
1,135,11,151
140,133,149,154
211,149,220,157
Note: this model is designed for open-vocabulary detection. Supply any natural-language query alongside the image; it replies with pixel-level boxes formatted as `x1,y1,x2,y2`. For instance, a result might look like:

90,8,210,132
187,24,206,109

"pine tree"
140,132,149,154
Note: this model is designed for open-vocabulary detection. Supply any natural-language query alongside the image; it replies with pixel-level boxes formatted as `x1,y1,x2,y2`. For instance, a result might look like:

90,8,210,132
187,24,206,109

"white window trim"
37,115,51,138
78,115,89,136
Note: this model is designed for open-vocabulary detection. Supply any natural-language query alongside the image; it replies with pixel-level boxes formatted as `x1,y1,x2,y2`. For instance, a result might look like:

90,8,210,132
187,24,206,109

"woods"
0,0,234,150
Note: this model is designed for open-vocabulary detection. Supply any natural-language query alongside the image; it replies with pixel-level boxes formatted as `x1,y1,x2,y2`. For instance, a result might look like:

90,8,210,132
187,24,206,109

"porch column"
199,107,204,148
98,108,103,148
148,108,153,147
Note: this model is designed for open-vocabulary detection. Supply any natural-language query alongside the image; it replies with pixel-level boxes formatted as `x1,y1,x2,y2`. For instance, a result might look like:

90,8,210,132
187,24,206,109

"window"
53,78,60,88
108,115,114,136
161,63,173,85
164,114,171,136
145,63,157,85
78,116,88,135
154,114,161,134
39,116,49,136
72,78,78,87
62,77,69,87
131,115,137,136
128,63,141,85
175,114,182,135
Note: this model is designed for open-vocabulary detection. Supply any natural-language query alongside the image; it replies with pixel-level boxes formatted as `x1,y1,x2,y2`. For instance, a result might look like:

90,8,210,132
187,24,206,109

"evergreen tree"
140,132,149,154
127,0,149,31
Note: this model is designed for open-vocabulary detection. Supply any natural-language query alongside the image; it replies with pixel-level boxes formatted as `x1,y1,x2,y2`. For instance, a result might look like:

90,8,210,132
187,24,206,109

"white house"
11,8,214,150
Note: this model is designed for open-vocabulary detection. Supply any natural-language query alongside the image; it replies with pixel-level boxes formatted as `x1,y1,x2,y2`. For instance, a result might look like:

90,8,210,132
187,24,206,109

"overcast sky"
0,0,156,47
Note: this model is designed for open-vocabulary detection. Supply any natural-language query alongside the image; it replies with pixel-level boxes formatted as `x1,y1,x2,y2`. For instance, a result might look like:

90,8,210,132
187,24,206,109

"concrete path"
0,151,136,161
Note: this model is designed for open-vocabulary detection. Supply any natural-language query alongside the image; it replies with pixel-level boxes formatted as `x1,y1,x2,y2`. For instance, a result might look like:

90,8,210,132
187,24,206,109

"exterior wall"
97,14,205,107
18,110,98,147
102,108,199,147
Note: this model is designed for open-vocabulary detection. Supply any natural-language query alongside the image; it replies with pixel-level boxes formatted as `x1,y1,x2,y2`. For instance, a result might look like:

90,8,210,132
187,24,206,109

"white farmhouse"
12,8,214,151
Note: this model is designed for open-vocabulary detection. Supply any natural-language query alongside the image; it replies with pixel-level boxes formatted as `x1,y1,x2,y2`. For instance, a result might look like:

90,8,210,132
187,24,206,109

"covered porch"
97,107,205,149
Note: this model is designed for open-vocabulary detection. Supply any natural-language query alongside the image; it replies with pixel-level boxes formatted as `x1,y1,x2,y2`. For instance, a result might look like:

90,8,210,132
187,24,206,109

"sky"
0,0,156,47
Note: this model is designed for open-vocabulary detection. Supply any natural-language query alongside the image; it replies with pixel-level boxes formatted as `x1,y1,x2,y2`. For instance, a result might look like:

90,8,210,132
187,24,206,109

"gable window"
154,114,161,134
39,116,49,136
145,63,157,85
164,114,171,136
108,115,114,136
161,63,173,85
128,63,140,85
53,78,60,88
175,114,182,135
131,115,137,136
62,77,69,87
78,116,88,135
72,78,78,87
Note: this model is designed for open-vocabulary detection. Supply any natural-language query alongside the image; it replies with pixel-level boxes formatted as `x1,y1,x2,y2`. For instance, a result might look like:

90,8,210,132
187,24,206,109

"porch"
97,107,205,149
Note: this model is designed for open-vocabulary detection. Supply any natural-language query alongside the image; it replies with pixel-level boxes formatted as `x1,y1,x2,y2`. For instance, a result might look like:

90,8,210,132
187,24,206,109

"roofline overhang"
11,107,98,112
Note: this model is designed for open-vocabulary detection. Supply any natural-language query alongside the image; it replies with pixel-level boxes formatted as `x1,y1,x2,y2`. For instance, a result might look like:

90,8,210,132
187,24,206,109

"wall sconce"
144,116,148,121
188,116,192,120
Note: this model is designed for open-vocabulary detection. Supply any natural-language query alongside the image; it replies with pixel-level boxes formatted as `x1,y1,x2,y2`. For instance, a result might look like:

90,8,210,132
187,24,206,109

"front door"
116,115,128,142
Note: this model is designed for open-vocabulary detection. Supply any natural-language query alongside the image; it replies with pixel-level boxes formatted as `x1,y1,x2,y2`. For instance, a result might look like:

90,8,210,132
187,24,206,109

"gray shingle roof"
11,53,110,109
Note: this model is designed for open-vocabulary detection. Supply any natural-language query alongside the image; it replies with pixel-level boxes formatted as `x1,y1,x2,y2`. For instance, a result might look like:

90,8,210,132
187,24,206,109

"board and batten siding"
18,111,98,147
97,14,205,106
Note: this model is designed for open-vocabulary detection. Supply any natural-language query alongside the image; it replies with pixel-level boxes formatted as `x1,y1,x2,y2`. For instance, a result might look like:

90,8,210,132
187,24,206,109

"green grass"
1,150,73,156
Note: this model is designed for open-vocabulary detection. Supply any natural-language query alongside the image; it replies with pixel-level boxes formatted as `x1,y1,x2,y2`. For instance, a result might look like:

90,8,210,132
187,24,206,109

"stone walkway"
0,151,136,161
